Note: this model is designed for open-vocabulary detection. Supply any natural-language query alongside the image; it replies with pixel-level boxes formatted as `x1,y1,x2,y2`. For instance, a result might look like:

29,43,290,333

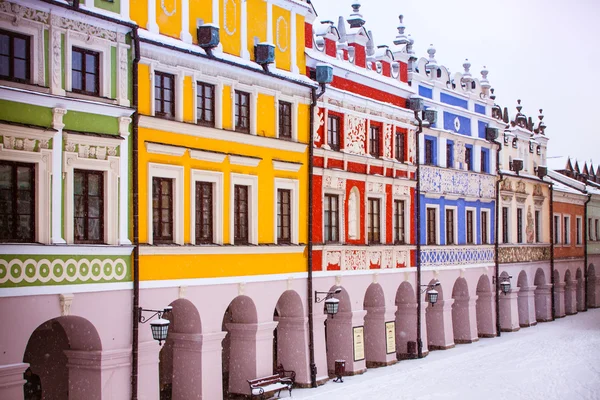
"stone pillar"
200,331,227,400
476,291,496,337
312,313,329,385
364,306,396,368
554,282,566,318
535,284,553,322
419,301,429,356
466,297,479,342
395,302,417,359
170,333,202,400
137,340,161,400
64,350,102,400
275,316,310,386
588,276,600,308
452,296,478,344
426,299,455,350
0,363,28,400
326,310,366,376
564,281,578,315
499,288,520,332
577,281,585,312
517,286,537,327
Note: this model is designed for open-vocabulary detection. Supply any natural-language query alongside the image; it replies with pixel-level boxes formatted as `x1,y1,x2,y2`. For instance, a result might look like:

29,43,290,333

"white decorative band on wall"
139,245,307,255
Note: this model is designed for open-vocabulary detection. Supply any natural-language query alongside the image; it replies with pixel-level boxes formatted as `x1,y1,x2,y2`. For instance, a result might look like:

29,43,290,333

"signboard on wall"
353,326,365,361
385,321,396,354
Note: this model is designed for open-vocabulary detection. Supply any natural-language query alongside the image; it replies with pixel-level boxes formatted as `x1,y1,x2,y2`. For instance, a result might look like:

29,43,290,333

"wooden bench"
247,374,293,399
276,364,296,385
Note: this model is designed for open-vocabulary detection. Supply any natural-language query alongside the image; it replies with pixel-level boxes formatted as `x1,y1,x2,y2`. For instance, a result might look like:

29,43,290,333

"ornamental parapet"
318,245,415,271
498,244,551,264
420,245,494,267
420,166,496,200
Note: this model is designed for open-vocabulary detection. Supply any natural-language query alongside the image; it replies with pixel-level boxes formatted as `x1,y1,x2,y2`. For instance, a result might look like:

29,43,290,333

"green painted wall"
0,100,53,127
111,46,117,99
95,0,120,14
63,110,119,135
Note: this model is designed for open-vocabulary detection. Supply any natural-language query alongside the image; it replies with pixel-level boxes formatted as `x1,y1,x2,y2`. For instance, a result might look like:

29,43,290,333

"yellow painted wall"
296,13,306,72
130,0,148,28
272,6,291,71
157,0,182,38
257,93,275,138
220,0,242,56
138,64,152,115
189,0,213,44
246,0,267,62
297,103,309,144
222,85,232,130
183,76,195,123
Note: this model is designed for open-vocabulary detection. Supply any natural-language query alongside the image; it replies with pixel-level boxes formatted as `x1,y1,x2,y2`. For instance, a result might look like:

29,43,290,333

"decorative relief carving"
66,141,118,161
526,206,534,243
313,108,324,145
515,180,527,194
0,1,49,24
118,46,128,103
326,251,341,267
407,130,415,163
323,175,345,191
344,249,367,270
160,0,177,17
420,246,495,267
2,136,37,152
393,185,409,197
396,250,408,267
54,16,118,42
498,245,551,264
59,293,74,316
51,28,62,90
223,0,237,36
368,251,381,267
325,248,408,270
500,180,513,191
383,250,393,269
533,184,543,197
367,182,385,194
455,141,465,166
383,124,392,158
344,114,366,155
420,166,495,199
348,188,359,239
276,16,288,52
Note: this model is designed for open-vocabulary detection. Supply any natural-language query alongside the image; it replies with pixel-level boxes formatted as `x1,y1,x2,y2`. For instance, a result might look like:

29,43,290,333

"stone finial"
407,34,415,56
490,88,496,100
480,66,491,90
516,99,523,113
337,16,347,43
461,58,473,85
366,30,375,56
426,44,438,72
394,14,409,45
537,108,546,134
347,3,365,28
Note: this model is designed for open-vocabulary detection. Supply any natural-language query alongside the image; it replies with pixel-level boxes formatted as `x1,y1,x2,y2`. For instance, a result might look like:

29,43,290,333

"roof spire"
394,14,409,45
480,66,491,92
461,59,473,86
426,44,438,72
347,3,365,28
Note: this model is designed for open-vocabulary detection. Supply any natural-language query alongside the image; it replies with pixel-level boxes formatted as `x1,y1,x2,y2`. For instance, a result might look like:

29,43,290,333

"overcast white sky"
310,0,600,169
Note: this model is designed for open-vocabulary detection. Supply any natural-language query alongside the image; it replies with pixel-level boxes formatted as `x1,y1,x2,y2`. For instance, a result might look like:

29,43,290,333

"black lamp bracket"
419,281,440,294
138,307,172,324
315,289,340,303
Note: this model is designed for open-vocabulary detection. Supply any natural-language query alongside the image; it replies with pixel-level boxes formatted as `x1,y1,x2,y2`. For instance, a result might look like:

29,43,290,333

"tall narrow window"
480,149,488,173
368,198,381,243
576,217,582,245
324,194,339,243
446,142,454,168
589,218,593,240
394,200,405,244
155,71,175,119
502,207,509,244
517,208,523,243
277,189,291,244
152,177,173,243
196,81,215,127
427,208,437,245
74,170,104,243
554,215,560,244
0,29,30,83
72,47,100,96
234,185,249,244
0,161,35,242
235,90,250,133
465,146,472,171
596,219,599,241
327,115,340,151
535,210,541,243
563,216,570,244
481,210,488,244
466,210,474,244
369,125,380,158
279,101,292,140
395,131,406,162
446,208,455,245
425,139,434,165
195,181,213,244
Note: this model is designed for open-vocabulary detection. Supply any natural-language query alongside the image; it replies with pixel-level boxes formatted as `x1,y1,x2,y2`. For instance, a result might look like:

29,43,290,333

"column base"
554,314,566,319
500,327,520,332
478,333,496,338
566,311,578,316
429,344,455,351
455,338,479,344
520,321,537,328
366,360,397,368
536,317,553,323
328,368,366,378
397,352,418,360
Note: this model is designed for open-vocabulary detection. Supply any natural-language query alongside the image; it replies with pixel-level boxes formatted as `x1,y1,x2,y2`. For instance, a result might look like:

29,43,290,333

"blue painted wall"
475,104,486,115
478,120,488,139
443,111,471,136
419,195,496,245
440,93,468,109
419,85,433,99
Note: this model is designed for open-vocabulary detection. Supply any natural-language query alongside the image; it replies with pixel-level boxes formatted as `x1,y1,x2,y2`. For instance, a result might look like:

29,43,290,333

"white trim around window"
425,205,440,245
64,33,112,98
563,215,571,245
0,19,44,86
230,173,259,245
275,94,299,141
465,206,477,244
576,216,583,246
147,163,185,245
148,63,185,121
192,74,224,129
365,191,386,244
553,213,561,246
322,189,345,244
480,209,491,245
445,205,458,245
273,178,299,244
190,169,224,245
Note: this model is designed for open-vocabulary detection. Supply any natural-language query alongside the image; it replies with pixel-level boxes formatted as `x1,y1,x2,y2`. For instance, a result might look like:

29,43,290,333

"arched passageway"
426,280,454,350
159,298,202,400
395,281,418,358
222,296,258,397
452,278,477,344
273,290,307,383
476,275,495,337
517,270,536,327
534,268,552,322
23,316,102,400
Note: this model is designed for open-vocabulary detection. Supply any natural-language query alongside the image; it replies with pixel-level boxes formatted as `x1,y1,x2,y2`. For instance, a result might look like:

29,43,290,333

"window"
327,115,340,151
465,146,472,171
395,131,406,162
535,210,541,243
481,210,488,244
152,177,173,243
324,194,339,243
554,215,560,244
196,81,215,127
563,216,570,245
589,218,593,241
73,170,104,243
235,90,250,133
72,47,100,96
517,208,523,243
233,185,249,244
367,198,381,243
279,101,292,140
277,189,291,244
576,217,582,245
394,200,405,244
596,219,599,241
369,125,380,158
0,29,30,83
0,161,34,242
446,208,455,245
425,139,434,165
446,141,454,168
427,207,437,245
466,210,474,244
502,207,509,244
155,71,175,119
195,181,213,244
480,149,488,173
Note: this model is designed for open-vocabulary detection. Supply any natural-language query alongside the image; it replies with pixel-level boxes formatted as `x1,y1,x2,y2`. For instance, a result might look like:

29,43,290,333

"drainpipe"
549,181,555,321
308,83,327,387
584,193,591,311
131,27,141,400
494,140,502,337
414,110,423,359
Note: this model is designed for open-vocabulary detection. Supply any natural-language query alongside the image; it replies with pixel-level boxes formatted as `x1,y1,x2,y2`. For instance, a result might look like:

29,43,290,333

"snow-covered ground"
294,309,600,400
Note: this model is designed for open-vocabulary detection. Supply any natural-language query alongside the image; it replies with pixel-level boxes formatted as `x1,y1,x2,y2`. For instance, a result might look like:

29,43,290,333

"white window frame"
480,209,490,245
231,83,258,135
274,178,299,244
63,135,121,245
65,33,112,98
425,205,440,245
230,173,259,245
596,219,600,242
190,169,224,245
534,209,543,244
275,94,299,141
366,195,384,244
193,73,224,129
444,205,458,245
563,215,571,245
465,207,477,245
147,163,184,245
576,216,582,246
501,205,511,244
588,217,594,241
149,63,185,121
554,213,561,246
516,207,525,244
323,189,345,244
0,19,45,86
393,196,409,244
